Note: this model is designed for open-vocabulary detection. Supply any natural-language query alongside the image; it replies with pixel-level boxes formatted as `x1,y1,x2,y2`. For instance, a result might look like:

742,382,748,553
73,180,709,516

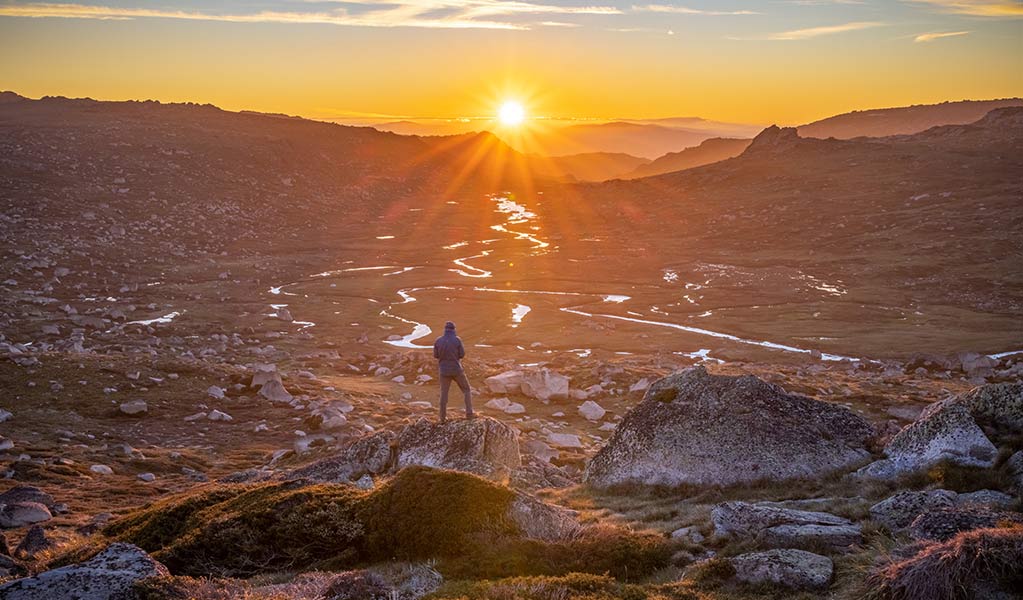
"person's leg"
455,372,473,418
439,375,452,422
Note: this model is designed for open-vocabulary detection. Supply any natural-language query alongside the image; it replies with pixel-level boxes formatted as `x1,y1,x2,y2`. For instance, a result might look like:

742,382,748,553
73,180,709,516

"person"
433,321,473,423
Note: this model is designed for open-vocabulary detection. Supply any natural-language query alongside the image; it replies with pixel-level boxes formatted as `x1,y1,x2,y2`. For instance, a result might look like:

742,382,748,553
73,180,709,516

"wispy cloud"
0,1,622,29
767,20,884,39
907,0,1023,17
633,4,759,15
914,29,971,41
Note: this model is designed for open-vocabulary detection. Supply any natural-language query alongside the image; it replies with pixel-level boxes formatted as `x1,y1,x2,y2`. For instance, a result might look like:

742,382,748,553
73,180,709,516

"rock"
952,382,1023,431
578,400,606,421
0,552,28,578
0,502,52,529
485,370,524,394
585,367,874,487
118,399,148,415
520,369,569,402
322,562,443,600
507,492,580,541
0,408,12,423
876,402,998,477
258,378,294,403
250,364,280,388
206,385,225,399
138,473,156,482
547,432,584,449
309,405,348,430
730,549,833,590
503,402,525,414
671,526,705,544
0,542,168,600
354,474,374,490
908,506,1023,541
523,439,559,463
485,397,511,411
208,409,233,421
13,525,55,559
0,531,8,555
183,411,207,422
869,490,957,532
629,378,651,393
0,436,13,451
712,501,862,551
1007,450,1023,492
0,486,54,508
395,417,521,478
289,431,397,483
954,489,1016,510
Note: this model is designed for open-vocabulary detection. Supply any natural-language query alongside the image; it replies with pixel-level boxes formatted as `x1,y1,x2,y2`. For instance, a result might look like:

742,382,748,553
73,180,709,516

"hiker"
433,321,473,423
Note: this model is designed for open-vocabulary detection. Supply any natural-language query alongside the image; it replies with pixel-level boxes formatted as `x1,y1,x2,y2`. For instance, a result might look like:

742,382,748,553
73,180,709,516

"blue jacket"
433,330,465,376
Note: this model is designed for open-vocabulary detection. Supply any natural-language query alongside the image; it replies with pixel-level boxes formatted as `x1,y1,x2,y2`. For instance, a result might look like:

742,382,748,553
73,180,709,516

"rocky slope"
797,98,1023,139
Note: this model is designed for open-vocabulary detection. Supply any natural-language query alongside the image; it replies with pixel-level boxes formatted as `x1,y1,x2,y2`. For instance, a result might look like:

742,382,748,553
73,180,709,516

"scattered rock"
0,502,52,529
507,492,581,541
90,464,114,475
208,409,233,422
869,490,957,532
908,506,1023,542
13,525,55,559
578,400,606,421
547,432,584,449
520,368,570,402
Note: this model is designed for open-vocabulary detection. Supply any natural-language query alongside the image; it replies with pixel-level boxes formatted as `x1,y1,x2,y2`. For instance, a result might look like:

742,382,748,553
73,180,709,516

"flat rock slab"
713,501,862,551
730,549,833,590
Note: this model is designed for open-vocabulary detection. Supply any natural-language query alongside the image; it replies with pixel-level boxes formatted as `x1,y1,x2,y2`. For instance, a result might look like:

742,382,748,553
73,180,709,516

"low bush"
425,573,698,600
867,525,1023,600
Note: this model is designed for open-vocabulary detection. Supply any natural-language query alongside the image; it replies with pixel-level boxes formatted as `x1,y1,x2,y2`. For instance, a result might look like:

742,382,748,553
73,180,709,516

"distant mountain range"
621,137,752,180
796,98,1023,139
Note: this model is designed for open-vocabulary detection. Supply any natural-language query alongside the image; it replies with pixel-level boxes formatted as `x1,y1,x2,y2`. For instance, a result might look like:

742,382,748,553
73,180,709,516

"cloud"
0,1,623,29
766,20,884,39
633,4,759,15
907,1,1023,17
914,30,971,41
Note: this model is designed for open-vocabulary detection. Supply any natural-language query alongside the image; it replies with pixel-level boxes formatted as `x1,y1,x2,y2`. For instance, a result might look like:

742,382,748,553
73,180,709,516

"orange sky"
1,1,1021,124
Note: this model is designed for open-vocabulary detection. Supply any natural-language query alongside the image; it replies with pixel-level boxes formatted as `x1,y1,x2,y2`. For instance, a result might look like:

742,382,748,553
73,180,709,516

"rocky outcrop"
857,383,1020,479
395,417,521,477
484,368,569,402
730,549,833,590
0,542,168,600
291,417,521,483
712,501,862,551
0,502,51,529
584,367,874,487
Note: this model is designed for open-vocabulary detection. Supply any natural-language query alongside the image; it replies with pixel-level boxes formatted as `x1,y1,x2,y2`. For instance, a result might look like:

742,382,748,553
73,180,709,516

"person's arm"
433,339,440,359
458,338,465,359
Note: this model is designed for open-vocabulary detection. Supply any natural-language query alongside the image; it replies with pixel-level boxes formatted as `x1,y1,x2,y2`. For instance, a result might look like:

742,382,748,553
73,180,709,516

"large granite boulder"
395,417,521,477
584,367,874,487
712,501,862,551
0,502,52,529
858,383,1020,480
730,549,833,590
908,506,1023,542
0,542,168,600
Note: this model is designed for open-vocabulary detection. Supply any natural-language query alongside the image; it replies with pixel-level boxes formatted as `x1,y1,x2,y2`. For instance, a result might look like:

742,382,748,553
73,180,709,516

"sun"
498,101,526,126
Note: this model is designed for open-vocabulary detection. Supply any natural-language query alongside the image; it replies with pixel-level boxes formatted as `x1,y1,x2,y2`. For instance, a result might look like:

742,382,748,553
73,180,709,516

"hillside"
622,137,751,179
797,98,1023,139
529,151,650,182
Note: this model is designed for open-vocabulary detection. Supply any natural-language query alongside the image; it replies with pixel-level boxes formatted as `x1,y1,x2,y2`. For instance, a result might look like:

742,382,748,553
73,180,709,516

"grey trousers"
439,372,473,421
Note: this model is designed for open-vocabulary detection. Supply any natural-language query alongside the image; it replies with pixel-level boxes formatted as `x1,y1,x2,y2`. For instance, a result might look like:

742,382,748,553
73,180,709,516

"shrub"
425,573,653,600
867,525,1023,600
359,466,518,561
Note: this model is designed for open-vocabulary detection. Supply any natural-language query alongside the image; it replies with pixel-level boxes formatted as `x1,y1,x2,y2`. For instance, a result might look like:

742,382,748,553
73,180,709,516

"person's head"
444,321,456,333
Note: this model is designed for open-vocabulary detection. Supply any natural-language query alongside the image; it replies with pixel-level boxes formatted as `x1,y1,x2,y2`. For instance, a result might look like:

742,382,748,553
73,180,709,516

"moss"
103,486,246,551
360,466,518,561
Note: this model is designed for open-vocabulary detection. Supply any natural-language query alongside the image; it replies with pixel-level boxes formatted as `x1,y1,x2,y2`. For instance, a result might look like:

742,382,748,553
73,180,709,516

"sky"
0,0,1021,125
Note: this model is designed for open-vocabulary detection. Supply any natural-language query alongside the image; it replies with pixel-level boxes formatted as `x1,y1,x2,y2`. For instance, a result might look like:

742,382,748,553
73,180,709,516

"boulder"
118,399,147,415
395,417,521,477
712,501,862,551
908,506,1023,542
952,382,1023,431
730,549,833,590
578,400,606,421
507,492,580,541
0,486,54,508
1007,450,1023,492
954,489,1016,510
0,502,52,529
547,432,584,449
258,378,294,403
0,542,168,600
585,367,874,487
860,401,998,479
869,490,957,532
484,371,524,395
520,369,569,402
289,431,396,483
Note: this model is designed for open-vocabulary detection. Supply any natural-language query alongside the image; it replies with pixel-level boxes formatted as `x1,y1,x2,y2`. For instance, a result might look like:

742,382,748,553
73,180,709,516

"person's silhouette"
432,321,473,423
